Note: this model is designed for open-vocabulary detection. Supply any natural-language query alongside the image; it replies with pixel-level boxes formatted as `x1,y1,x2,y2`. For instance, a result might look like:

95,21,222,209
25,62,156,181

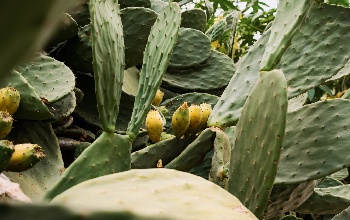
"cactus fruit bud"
152,90,164,106
0,87,20,115
184,104,203,136
160,132,175,141
0,111,13,139
5,143,45,172
0,140,14,172
172,102,190,138
145,110,163,143
196,103,212,132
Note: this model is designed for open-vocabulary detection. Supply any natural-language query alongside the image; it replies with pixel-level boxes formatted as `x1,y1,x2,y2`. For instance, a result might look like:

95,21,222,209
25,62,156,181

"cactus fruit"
5,143,45,172
0,111,13,139
196,103,212,132
0,87,20,115
151,90,164,106
145,110,163,143
172,102,190,138
184,104,203,136
0,140,14,172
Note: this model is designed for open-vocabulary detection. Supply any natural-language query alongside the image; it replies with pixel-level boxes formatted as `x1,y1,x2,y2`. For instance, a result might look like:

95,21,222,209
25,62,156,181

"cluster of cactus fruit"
2,0,350,219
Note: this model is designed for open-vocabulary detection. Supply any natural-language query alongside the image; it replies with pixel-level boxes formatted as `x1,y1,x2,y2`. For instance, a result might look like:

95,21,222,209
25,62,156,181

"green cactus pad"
297,185,350,215
47,91,76,123
318,178,343,189
127,3,181,140
131,135,197,169
264,181,317,219
0,70,53,120
119,0,151,8
205,19,227,42
122,67,139,96
44,132,132,201
46,13,79,47
287,93,307,112
327,59,350,82
165,128,216,171
276,3,350,98
0,0,76,78
181,8,207,32
89,0,125,133
275,99,350,185
161,92,218,129
332,206,350,220
163,51,236,93
168,28,211,69
0,140,14,173
209,128,230,189
189,150,213,179
150,0,167,13
51,169,258,220
207,29,271,128
228,70,288,218
66,0,90,27
260,0,311,71
330,168,349,181
4,121,64,202
54,24,93,73
121,7,158,69
15,53,75,103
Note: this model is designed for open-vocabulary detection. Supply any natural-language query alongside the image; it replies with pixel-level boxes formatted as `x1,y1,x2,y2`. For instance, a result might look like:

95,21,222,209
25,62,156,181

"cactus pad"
163,51,236,93
181,8,207,32
51,169,258,220
168,28,211,69
228,70,288,218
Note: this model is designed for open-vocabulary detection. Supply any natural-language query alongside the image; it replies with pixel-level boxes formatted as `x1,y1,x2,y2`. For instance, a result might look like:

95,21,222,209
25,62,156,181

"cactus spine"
172,102,190,138
145,110,163,143
0,111,13,139
0,87,20,115
6,143,45,172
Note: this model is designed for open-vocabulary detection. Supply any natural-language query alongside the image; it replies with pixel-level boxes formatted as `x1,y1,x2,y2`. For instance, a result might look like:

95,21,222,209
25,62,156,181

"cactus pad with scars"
89,0,125,133
15,53,75,103
51,169,258,220
127,3,181,140
181,8,207,32
163,51,235,93
228,70,288,218
168,28,211,69
0,87,20,115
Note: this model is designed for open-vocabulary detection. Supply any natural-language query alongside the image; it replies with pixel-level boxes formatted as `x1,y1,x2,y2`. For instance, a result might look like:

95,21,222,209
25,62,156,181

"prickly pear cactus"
5,144,45,172
145,110,163,143
172,102,190,138
0,87,20,115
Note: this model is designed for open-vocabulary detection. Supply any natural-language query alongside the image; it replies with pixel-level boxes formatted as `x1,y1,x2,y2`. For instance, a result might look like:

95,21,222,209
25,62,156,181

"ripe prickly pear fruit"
0,111,13,139
0,87,20,115
196,103,212,132
152,90,164,106
145,110,163,143
172,102,190,138
5,143,45,172
0,140,14,172
184,104,203,136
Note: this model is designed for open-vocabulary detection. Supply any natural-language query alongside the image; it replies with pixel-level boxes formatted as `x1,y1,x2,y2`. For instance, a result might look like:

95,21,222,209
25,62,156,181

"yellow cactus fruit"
184,104,203,136
172,102,190,138
152,90,164,106
0,87,20,115
196,103,212,132
6,143,45,172
0,111,13,139
145,110,163,143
